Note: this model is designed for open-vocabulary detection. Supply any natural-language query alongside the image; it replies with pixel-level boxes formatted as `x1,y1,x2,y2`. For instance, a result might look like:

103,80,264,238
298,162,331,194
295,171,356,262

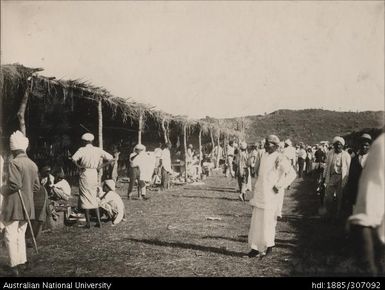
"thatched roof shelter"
1,63,243,154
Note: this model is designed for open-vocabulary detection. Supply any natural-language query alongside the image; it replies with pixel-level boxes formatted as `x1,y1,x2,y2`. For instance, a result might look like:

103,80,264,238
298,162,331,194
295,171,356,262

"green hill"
225,109,384,145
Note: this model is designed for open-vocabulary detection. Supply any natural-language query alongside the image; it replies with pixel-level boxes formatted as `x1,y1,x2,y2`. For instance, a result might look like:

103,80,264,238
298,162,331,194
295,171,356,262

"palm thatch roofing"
1,63,242,140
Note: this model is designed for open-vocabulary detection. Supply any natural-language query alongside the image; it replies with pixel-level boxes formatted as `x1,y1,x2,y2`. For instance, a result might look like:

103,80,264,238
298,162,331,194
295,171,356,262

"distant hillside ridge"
224,109,384,145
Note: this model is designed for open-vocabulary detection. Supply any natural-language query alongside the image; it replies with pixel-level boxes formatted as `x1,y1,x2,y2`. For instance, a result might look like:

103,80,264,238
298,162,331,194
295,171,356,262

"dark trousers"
350,224,385,276
298,158,305,177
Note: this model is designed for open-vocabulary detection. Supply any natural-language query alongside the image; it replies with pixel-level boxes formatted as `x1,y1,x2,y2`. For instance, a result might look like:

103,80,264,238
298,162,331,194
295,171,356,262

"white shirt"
283,146,296,162
53,179,71,198
297,149,307,159
161,148,172,173
359,153,368,168
72,144,113,169
250,152,296,210
227,145,235,156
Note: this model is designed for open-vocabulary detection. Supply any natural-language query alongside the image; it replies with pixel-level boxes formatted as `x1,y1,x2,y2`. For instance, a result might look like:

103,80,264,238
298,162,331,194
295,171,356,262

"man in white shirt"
322,136,351,220
128,144,149,200
226,141,235,177
247,135,296,258
297,143,307,178
72,133,113,228
160,142,172,190
283,139,296,168
50,171,71,201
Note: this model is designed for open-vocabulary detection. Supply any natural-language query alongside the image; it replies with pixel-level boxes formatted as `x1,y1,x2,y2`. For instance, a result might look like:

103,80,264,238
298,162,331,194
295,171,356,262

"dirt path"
0,171,356,277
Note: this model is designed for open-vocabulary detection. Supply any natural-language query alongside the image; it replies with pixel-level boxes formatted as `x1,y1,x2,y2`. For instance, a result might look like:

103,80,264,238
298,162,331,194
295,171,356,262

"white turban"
10,130,29,151
284,139,292,146
267,135,280,145
135,144,146,151
81,133,94,142
103,179,116,192
240,142,247,150
332,136,345,146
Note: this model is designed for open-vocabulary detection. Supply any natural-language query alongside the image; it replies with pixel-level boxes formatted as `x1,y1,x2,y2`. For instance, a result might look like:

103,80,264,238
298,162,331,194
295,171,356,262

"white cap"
240,142,247,150
284,139,292,146
135,144,146,151
81,133,94,142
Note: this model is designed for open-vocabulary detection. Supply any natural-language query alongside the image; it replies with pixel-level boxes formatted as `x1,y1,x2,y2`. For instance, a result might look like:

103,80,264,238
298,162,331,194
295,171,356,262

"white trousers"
248,207,277,253
4,220,28,267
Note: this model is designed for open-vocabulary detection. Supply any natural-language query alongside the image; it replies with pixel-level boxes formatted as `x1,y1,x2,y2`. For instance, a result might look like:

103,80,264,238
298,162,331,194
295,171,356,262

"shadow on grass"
171,194,241,202
182,187,238,193
287,176,354,276
125,237,246,258
201,235,297,250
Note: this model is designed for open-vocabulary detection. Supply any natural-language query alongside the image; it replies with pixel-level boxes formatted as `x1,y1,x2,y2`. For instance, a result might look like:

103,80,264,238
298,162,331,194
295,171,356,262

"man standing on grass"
72,133,113,228
322,136,351,220
160,142,172,191
226,140,235,178
247,135,296,258
1,131,40,276
236,142,249,202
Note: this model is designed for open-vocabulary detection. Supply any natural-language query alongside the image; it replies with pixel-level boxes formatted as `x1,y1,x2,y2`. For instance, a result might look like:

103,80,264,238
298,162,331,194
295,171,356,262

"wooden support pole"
138,110,143,144
216,130,220,168
183,124,188,181
98,99,103,149
161,118,168,144
17,80,32,136
97,99,103,183
198,128,202,177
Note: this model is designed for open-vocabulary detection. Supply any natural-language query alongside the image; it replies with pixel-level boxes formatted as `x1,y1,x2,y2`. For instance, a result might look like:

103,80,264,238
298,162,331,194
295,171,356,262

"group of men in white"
0,129,383,276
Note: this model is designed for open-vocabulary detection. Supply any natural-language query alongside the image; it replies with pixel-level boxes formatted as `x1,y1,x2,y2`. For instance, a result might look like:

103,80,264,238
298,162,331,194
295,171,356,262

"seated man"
97,179,125,226
49,171,71,201
40,165,55,194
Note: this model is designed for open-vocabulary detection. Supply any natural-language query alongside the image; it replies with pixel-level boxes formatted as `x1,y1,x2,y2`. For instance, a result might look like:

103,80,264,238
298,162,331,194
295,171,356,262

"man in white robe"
160,143,172,190
247,135,296,258
72,133,113,228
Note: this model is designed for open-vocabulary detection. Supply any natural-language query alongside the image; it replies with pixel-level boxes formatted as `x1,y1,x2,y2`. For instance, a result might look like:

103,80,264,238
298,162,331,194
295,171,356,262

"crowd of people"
0,129,383,277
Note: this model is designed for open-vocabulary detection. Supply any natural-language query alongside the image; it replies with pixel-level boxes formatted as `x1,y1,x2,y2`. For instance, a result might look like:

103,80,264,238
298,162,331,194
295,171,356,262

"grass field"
0,170,375,277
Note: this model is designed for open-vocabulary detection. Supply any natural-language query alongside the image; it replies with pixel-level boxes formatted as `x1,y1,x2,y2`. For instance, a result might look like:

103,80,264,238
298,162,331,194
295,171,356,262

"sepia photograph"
0,0,384,282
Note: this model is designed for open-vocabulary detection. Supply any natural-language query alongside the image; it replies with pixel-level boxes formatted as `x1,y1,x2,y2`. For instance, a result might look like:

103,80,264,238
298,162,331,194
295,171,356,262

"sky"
1,1,384,118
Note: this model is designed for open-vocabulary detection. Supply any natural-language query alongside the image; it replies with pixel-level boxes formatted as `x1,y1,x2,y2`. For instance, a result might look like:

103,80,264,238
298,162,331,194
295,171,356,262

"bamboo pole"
198,128,202,178
183,123,188,181
161,118,168,144
138,110,143,144
97,99,103,183
216,130,220,168
210,129,215,154
98,99,103,149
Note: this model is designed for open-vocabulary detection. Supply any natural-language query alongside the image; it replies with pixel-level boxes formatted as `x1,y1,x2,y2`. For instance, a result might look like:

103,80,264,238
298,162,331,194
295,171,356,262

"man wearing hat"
247,135,296,258
98,179,125,226
128,144,148,199
226,141,236,178
1,131,40,276
283,139,296,168
322,136,351,220
72,133,113,228
297,142,307,178
343,133,372,217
